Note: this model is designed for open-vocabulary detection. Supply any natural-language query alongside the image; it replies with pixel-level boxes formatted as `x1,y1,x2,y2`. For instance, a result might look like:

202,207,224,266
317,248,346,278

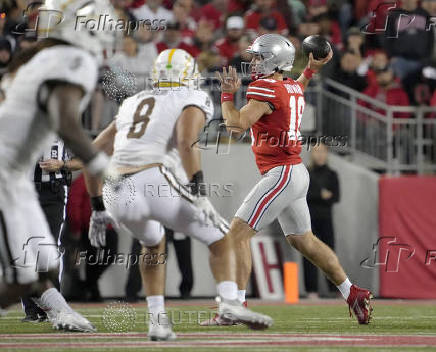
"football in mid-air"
302,35,331,60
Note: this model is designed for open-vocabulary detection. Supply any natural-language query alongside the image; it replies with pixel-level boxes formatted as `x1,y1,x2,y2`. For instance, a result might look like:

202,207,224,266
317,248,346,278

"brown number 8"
127,97,156,139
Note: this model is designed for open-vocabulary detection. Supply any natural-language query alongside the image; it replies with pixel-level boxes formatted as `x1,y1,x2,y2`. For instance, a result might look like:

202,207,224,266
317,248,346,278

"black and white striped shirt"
32,138,70,183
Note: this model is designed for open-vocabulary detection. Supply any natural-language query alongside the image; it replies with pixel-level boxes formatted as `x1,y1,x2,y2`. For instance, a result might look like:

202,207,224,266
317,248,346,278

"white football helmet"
152,48,200,87
37,0,118,63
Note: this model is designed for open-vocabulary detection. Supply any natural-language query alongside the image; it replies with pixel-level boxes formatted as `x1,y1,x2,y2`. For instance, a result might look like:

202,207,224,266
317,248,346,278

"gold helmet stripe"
166,48,177,68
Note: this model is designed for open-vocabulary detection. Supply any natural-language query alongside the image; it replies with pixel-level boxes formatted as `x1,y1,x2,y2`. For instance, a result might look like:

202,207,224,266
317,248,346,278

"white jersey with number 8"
111,87,214,168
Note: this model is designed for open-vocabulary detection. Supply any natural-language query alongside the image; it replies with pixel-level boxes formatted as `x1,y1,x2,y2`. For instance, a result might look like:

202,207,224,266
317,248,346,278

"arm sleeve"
246,79,281,110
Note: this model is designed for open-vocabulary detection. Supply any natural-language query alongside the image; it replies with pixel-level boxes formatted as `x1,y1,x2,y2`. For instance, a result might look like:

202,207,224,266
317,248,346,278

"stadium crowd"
1,0,436,130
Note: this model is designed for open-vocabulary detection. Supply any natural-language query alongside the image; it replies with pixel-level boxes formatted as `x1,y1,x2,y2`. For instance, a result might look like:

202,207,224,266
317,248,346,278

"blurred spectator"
228,34,252,72
156,21,200,57
332,51,367,93
258,16,280,35
194,0,229,30
109,34,157,78
403,65,436,106
361,64,410,119
173,0,197,39
214,16,244,64
305,143,340,298
0,37,12,76
421,0,436,61
344,27,365,57
298,20,320,38
197,49,222,72
366,50,389,87
131,0,174,22
306,0,328,19
192,19,216,53
288,0,307,27
244,0,289,37
314,12,341,49
330,0,353,35
384,0,434,80
430,90,436,118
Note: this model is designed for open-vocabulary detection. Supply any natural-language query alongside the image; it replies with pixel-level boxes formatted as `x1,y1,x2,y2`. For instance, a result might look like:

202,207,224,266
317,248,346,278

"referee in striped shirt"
22,138,81,322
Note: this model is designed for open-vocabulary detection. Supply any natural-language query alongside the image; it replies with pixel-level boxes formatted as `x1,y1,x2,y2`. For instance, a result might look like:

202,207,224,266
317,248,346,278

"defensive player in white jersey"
86,48,274,340
0,0,117,332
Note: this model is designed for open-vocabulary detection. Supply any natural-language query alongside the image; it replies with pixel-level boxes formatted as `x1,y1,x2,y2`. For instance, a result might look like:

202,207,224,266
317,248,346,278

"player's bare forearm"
297,74,310,90
65,158,83,171
179,144,201,181
49,84,99,164
176,106,205,180
83,169,103,197
92,121,117,156
298,50,334,89
222,101,244,133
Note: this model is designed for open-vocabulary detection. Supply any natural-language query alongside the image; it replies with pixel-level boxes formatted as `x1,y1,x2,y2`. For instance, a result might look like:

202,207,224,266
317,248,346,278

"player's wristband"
221,93,234,103
189,170,206,196
90,196,105,211
303,67,315,80
86,152,108,176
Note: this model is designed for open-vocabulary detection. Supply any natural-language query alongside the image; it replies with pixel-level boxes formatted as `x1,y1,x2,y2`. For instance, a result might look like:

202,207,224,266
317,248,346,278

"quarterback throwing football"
217,34,373,324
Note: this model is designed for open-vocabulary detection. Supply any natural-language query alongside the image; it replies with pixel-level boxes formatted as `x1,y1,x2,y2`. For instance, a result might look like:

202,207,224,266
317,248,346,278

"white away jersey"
0,45,97,174
111,87,213,168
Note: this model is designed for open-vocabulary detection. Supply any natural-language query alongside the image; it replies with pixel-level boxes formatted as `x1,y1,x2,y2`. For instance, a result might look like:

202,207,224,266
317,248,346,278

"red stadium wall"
379,176,436,298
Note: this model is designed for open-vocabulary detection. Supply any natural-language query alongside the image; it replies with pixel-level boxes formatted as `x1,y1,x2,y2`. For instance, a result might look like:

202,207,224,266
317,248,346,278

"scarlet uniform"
235,77,311,234
246,78,305,174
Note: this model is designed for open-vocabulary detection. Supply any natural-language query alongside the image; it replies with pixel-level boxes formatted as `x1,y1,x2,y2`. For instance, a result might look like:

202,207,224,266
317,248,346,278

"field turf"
1,299,436,351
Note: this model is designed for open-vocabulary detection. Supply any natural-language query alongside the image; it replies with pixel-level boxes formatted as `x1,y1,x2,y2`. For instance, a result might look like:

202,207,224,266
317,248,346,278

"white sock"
217,281,238,301
337,278,352,300
146,295,165,324
34,288,73,315
237,290,246,304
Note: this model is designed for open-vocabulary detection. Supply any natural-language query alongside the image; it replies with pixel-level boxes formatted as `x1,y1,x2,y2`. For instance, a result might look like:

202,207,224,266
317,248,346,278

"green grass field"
1,299,436,351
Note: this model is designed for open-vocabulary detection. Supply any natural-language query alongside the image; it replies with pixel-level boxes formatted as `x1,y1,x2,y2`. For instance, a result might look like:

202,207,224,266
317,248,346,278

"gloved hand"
88,210,117,248
193,197,229,230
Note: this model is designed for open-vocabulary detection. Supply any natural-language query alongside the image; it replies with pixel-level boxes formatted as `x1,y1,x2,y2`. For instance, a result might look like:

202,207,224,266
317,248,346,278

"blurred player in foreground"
0,0,118,332
85,48,273,340
217,34,373,325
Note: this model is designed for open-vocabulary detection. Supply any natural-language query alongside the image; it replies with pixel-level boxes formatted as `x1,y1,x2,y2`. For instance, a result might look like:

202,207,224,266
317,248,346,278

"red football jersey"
246,78,305,174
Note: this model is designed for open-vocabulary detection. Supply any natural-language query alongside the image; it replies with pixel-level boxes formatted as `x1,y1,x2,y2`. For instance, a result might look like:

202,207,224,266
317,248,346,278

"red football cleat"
347,285,373,324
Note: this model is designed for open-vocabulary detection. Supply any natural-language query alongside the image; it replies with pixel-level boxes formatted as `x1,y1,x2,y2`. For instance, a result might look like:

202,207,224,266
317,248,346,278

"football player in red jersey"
216,34,373,325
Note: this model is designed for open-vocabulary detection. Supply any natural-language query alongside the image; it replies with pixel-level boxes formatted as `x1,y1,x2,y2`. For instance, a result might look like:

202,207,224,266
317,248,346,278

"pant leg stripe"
252,164,293,229
249,164,292,229
247,166,285,225
158,166,195,204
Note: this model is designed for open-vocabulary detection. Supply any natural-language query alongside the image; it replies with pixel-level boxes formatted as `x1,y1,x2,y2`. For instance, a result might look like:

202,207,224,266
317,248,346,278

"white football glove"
194,197,228,228
88,210,118,248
